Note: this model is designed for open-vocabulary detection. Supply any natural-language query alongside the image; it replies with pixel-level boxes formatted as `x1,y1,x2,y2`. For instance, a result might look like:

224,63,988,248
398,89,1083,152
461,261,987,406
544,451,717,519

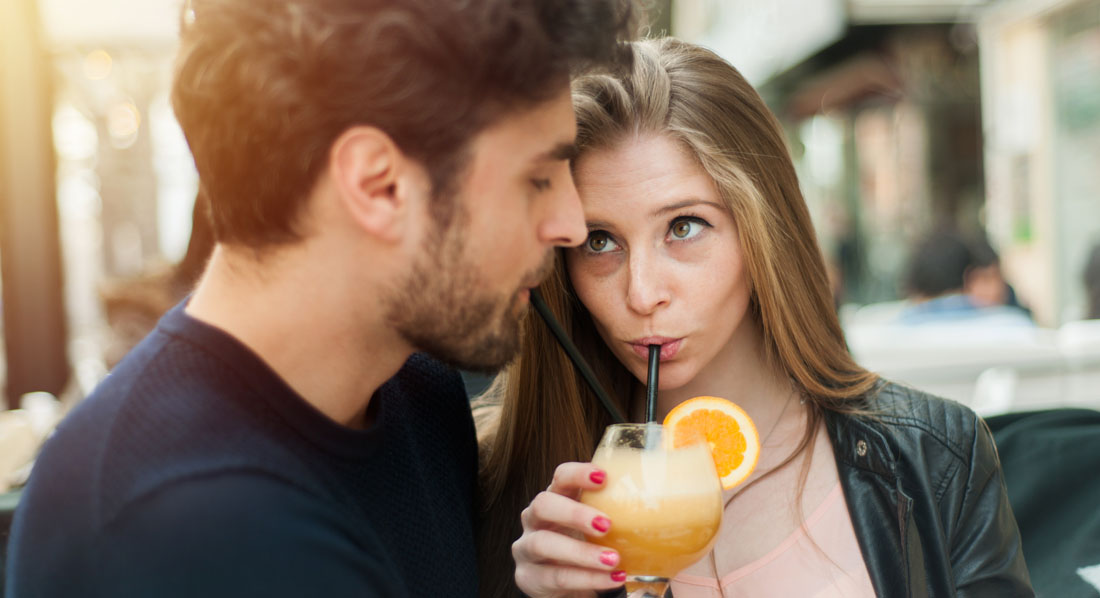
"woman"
475,38,1032,598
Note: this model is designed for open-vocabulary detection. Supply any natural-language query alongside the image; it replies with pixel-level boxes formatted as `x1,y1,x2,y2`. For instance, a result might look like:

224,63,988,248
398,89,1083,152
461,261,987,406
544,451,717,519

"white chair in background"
971,366,1019,416
0,392,63,492
1058,320,1100,410
0,410,38,493
847,321,1060,407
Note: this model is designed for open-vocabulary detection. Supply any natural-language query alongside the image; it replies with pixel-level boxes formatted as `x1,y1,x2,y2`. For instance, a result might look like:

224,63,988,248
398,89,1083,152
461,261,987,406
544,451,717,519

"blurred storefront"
979,0,1100,325
1,0,68,408
1,0,193,407
675,0,1100,327
676,0,991,307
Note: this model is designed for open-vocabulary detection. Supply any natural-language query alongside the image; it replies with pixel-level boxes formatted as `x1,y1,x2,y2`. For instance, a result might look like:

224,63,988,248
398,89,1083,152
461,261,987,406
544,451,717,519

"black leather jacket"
826,382,1034,597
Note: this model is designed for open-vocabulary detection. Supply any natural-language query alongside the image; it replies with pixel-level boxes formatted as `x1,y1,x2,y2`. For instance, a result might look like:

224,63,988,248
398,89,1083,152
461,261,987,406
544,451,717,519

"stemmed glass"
580,423,723,598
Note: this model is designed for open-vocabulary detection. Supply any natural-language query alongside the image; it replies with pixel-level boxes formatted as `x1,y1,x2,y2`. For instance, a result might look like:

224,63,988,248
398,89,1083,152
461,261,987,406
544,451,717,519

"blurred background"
1,0,1099,423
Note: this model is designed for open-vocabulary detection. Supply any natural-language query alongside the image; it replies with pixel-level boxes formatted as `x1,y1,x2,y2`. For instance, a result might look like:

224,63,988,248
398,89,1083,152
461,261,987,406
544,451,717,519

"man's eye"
668,217,709,241
585,231,619,253
531,178,551,192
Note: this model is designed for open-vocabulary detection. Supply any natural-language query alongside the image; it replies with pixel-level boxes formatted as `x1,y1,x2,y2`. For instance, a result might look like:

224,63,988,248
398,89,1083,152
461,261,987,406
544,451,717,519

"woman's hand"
513,462,626,598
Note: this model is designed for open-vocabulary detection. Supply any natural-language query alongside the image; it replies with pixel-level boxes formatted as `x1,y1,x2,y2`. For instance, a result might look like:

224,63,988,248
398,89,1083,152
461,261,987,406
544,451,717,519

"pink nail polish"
611,570,627,583
599,551,619,567
589,470,606,484
592,516,611,533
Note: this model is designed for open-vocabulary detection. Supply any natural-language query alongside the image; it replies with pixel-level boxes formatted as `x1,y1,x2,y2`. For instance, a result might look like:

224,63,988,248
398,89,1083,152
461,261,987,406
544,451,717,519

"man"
1084,242,1100,320
965,236,1032,319
897,229,1032,328
5,0,633,595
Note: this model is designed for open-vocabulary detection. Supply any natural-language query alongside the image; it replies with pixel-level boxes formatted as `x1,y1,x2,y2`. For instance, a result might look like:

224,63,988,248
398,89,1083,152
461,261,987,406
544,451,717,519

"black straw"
529,289,626,424
646,345,659,423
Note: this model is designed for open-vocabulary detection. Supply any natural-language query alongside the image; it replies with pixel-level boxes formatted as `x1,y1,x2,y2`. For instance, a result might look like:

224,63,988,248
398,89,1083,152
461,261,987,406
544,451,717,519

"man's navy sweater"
5,301,479,597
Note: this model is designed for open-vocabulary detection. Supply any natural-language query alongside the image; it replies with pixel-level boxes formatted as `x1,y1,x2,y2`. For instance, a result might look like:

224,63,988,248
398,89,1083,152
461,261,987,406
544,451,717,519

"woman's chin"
626,361,696,393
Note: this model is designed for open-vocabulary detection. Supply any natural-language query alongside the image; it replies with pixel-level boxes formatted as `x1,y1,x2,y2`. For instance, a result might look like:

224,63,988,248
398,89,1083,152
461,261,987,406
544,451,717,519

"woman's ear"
328,126,427,244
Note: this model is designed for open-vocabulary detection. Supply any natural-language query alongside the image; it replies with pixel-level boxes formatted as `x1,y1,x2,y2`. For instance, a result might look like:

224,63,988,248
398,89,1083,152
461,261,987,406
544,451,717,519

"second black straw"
646,345,660,423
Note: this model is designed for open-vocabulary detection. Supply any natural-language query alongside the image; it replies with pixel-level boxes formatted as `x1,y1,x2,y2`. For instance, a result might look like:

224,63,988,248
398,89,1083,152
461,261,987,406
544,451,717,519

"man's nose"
538,177,586,248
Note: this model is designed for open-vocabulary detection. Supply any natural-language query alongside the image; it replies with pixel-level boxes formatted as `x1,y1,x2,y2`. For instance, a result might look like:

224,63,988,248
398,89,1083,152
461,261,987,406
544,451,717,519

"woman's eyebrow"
650,198,725,217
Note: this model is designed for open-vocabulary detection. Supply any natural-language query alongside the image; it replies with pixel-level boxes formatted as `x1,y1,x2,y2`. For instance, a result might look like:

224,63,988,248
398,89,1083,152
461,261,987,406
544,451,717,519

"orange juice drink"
581,442,722,577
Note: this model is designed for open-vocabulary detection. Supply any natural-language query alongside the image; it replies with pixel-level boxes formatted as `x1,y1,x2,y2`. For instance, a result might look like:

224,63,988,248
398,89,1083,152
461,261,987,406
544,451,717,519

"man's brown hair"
172,0,634,248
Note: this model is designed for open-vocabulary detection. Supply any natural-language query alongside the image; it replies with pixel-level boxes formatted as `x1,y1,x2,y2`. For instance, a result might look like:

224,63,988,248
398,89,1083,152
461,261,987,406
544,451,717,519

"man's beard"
383,205,552,373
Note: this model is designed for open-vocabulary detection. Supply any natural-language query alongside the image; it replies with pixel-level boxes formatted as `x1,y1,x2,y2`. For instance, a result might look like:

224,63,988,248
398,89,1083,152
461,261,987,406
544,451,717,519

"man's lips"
629,337,683,360
517,258,554,305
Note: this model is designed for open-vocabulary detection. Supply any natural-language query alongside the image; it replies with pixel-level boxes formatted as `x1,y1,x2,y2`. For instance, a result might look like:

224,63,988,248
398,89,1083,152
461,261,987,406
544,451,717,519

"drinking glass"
580,423,723,598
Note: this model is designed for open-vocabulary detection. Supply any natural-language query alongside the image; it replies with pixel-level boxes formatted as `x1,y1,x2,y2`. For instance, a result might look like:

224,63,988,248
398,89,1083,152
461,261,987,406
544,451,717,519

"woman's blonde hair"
474,37,878,597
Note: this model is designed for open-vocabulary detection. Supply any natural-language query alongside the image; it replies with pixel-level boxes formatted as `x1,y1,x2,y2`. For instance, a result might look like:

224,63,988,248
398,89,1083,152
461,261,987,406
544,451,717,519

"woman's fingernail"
611,570,627,583
599,551,619,567
589,470,606,484
592,516,611,533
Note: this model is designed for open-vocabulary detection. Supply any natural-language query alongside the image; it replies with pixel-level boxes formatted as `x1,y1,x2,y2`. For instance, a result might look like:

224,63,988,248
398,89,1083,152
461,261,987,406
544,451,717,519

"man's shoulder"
102,470,365,542
16,472,406,598
20,320,308,532
10,404,365,597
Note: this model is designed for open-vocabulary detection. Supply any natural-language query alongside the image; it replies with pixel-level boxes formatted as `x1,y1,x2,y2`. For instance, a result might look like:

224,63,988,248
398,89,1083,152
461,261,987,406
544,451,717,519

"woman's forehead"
574,137,718,212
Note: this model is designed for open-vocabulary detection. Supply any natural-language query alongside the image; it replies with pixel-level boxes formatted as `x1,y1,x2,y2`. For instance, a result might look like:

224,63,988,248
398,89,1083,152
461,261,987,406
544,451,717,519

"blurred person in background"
1086,242,1100,320
966,236,1032,320
896,230,1032,328
5,1,634,597
475,38,1032,598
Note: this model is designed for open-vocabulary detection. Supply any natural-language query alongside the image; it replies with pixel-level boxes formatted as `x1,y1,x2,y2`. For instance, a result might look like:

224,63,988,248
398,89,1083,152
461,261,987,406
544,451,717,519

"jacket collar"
824,407,898,481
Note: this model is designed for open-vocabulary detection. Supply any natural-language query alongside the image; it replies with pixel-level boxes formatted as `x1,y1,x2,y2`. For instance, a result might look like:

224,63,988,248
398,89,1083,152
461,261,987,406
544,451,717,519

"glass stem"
625,576,669,598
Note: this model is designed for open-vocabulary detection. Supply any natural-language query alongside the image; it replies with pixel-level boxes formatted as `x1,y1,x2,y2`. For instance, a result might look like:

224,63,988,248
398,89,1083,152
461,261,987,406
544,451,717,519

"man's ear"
328,126,424,244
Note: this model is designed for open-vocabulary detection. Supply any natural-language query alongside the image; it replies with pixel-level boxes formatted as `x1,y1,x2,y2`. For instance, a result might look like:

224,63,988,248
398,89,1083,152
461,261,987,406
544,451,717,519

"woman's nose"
625,249,671,315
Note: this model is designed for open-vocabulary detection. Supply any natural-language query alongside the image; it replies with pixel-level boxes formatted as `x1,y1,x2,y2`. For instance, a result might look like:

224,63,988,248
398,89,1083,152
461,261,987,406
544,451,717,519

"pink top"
671,484,876,598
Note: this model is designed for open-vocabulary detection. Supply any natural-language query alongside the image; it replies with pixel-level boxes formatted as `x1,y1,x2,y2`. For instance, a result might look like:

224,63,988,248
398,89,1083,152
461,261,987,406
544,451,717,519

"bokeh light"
107,100,141,148
82,49,112,80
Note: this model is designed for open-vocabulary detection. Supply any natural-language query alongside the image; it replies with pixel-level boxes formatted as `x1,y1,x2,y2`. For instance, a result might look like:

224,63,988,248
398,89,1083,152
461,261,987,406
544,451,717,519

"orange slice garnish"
663,396,760,490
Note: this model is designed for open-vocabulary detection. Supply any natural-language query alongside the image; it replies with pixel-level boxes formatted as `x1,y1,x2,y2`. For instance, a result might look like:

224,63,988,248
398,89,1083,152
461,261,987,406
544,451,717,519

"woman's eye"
531,178,551,192
585,231,619,253
669,217,709,240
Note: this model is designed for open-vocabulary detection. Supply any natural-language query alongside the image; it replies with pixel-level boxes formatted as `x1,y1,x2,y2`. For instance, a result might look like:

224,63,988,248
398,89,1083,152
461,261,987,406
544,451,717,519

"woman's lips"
630,337,683,361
